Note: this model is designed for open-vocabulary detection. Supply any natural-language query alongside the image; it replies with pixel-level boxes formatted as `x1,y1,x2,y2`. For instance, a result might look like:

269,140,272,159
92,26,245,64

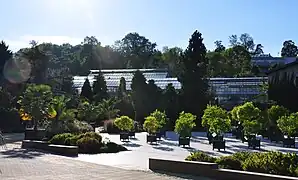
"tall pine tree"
131,70,148,122
92,72,108,103
117,77,127,98
179,30,210,127
80,78,93,101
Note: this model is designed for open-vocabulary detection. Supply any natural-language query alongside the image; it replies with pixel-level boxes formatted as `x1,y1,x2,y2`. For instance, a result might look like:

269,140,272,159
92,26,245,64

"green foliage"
114,116,134,132
215,156,242,170
92,72,109,102
18,84,53,130
48,132,127,154
237,102,262,135
202,105,230,134
98,98,120,120
185,152,216,162
242,151,298,176
49,133,74,145
268,105,289,126
143,116,159,134
230,105,240,122
174,111,196,137
77,101,101,123
150,109,167,129
80,79,93,101
186,151,298,177
277,113,298,137
179,30,210,126
77,137,102,154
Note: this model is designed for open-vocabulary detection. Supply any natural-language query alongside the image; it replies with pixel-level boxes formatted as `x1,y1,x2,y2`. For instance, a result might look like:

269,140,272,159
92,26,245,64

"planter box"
270,133,283,143
248,139,261,149
207,132,213,144
283,138,295,148
147,134,157,144
25,129,46,140
120,132,129,141
156,132,162,140
178,137,190,147
128,132,135,138
213,140,225,151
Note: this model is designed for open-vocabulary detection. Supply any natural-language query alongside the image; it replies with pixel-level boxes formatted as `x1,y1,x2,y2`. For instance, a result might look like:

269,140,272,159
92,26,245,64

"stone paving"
77,131,298,170
0,134,210,180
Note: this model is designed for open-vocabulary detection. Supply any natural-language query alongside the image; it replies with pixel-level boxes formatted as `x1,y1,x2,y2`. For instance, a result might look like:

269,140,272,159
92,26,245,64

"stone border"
22,140,78,157
149,158,298,180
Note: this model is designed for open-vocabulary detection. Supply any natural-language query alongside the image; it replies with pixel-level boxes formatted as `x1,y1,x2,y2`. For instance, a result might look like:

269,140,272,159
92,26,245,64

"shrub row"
186,151,298,177
49,132,127,154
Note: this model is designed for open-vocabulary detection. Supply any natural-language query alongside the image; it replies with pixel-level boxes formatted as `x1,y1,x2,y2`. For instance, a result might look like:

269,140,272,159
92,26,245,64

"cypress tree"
80,78,93,101
92,72,108,102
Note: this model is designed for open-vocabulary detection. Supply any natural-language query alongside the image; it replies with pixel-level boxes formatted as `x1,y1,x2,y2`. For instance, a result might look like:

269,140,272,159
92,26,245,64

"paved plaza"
77,131,298,170
0,133,210,180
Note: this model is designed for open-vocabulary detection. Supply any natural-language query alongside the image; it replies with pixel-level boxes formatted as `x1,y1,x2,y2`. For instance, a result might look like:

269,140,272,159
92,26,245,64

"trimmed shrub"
215,156,242,170
49,133,74,145
77,137,102,154
100,142,127,153
103,119,120,133
185,152,216,162
77,132,102,143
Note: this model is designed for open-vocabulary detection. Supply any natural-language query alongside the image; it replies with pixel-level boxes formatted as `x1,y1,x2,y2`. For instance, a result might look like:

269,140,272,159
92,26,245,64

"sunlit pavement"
76,131,298,171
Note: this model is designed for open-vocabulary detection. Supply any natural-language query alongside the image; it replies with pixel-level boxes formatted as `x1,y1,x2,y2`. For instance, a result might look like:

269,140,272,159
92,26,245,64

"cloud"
6,35,84,52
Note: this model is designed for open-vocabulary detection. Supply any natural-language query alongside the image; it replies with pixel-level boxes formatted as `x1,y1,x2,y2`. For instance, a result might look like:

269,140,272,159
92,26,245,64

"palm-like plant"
99,98,120,120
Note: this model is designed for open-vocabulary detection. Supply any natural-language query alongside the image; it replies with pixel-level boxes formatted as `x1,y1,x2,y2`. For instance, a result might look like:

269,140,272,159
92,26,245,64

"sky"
1,0,298,56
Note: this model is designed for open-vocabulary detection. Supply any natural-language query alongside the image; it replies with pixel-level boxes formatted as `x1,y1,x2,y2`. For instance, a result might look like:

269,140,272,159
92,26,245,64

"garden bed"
49,132,127,154
185,151,298,178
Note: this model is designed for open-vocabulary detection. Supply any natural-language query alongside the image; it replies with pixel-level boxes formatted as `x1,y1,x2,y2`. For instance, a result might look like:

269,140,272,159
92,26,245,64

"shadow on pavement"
122,142,142,147
0,148,45,159
152,145,174,151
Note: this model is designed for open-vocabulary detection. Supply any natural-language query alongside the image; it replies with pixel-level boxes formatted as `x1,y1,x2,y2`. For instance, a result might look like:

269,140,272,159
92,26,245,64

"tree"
80,36,102,74
277,113,298,137
254,44,264,55
20,42,49,84
207,51,229,77
281,40,298,57
77,100,101,123
214,40,226,52
174,111,196,138
80,78,93,101
115,32,157,68
239,33,255,51
161,46,183,76
268,105,289,127
114,116,134,132
92,72,108,103
117,77,127,99
0,41,13,83
131,70,148,122
149,109,168,131
18,84,53,130
201,105,230,135
178,30,210,126
143,116,159,134
146,80,162,113
237,102,262,135
98,98,120,120
161,83,179,129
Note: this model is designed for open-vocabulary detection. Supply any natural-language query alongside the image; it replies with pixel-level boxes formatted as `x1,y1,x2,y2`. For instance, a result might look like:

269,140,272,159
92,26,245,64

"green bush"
186,151,298,177
242,151,298,176
77,137,102,154
215,156,242,170
49,133,74,145
100,142,127,153
185,152,216,162
64,136,80,146
77,132,102,143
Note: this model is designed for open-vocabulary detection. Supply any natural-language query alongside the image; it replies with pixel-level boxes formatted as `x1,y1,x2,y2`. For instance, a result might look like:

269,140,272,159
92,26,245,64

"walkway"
0,134,210,180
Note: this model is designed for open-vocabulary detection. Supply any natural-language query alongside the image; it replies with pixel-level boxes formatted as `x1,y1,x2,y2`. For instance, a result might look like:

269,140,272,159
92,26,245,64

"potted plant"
175,112,196,147
114,116,134,141
237,102,262,149
277,113,298,148
149,110,168,140
202,105,230,151
143,116,159,144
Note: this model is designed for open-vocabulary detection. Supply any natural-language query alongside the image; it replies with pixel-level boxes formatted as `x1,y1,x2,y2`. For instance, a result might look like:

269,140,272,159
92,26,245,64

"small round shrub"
77,137,102,154
185,152,216,163
65,136,80,146
215,156,242,170
80,132,102,143
49,133,74,145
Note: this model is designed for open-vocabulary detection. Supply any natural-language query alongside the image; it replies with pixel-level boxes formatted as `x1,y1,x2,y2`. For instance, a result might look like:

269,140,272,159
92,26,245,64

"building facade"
73,69,267,106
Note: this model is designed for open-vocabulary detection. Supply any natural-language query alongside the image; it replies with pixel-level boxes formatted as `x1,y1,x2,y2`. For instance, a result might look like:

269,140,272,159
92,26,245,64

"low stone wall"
149,158,298,180
22,140,78,157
